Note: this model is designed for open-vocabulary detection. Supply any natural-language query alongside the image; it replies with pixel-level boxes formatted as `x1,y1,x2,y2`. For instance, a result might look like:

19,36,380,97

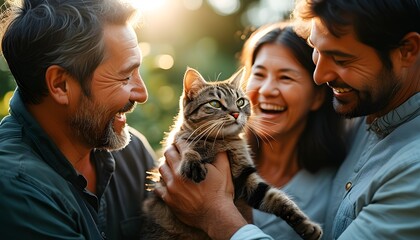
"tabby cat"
141,67,322,240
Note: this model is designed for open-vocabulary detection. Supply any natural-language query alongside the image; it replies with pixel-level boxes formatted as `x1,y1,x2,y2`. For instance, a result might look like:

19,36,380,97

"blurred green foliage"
0,0,292,152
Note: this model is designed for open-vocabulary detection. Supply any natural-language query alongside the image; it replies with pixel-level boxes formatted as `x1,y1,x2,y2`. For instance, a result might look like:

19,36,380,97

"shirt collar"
9,89,86,189
368,92,420,138
92,149,116,199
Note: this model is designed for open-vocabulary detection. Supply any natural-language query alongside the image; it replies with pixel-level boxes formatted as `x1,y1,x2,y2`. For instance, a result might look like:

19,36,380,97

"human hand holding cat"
156,144,248,239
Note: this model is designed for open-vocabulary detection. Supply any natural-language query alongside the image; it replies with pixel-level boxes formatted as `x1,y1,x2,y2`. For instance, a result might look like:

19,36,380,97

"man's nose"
130,74,148,104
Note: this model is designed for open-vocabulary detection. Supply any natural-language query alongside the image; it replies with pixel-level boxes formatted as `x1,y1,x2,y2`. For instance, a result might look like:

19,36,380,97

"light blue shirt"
323,93,420,239
231,93,420,240
253,168,335,240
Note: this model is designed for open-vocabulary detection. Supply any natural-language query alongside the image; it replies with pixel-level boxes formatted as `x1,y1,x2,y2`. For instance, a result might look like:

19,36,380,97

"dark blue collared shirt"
0,89,156,239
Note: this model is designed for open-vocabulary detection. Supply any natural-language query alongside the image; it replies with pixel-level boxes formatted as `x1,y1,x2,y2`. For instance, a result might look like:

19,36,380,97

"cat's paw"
181,160,208,183
292,218,322,240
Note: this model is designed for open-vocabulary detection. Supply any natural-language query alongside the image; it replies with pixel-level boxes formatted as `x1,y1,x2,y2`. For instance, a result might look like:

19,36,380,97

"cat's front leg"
257,187,322,240
180,149,208,183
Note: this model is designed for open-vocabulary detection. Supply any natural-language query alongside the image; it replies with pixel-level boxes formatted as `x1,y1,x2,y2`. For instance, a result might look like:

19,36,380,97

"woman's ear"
399,32,420,67
45,65,70,105
310,87,326,111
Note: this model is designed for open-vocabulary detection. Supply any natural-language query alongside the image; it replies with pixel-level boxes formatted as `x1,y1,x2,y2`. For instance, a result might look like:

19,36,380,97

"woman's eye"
280,75,292,81
253,72,265,78
208,100,221,108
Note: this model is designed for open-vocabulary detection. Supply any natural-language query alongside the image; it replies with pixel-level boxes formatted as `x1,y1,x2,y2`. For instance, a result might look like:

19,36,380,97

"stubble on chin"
69,97,131,151
333,67,400,119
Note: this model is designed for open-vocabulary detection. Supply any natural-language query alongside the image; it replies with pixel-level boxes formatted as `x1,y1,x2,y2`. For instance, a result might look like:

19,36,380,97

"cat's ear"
183,67,207,98
228,67,246,90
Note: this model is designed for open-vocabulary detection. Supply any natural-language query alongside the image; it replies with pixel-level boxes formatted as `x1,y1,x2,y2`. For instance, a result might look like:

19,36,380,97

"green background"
0,0,293,153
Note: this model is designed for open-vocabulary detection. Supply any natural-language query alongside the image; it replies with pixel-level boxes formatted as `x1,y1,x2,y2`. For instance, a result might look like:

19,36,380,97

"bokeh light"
207,0,240,16
183,0,203,10
242,0,294,27
139,42,151,56
155,54,174,70
126,0,168,12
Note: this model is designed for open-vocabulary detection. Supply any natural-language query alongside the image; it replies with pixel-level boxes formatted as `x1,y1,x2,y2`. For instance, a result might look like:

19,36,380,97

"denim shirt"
232,92,420,240
0,90,156,240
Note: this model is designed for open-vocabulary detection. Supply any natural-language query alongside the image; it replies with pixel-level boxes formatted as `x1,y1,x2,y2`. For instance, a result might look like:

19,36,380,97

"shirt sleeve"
231,224,274,240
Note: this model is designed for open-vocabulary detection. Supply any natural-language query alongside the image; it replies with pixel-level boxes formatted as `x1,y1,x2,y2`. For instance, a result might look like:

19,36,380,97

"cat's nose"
231,112,239,119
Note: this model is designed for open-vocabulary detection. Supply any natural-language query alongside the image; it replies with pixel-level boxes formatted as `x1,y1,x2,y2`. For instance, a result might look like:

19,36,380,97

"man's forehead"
309,18,355,43
309,19,329,40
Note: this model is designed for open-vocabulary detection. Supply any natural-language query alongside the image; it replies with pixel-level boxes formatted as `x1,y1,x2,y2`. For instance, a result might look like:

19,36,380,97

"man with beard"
156,0,420,239
0,0,156,239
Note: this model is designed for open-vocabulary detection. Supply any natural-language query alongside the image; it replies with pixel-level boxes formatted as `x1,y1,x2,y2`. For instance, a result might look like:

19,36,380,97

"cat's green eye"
237,98,246,107
208,100,222,108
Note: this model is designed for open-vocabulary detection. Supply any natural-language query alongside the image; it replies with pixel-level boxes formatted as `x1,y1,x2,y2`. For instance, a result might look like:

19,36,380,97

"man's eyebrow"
307,37,355,58
323,50,355,58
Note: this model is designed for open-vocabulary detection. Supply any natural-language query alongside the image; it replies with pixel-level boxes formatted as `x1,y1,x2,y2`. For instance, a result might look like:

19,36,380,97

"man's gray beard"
69,95,131,151
99,120,131,151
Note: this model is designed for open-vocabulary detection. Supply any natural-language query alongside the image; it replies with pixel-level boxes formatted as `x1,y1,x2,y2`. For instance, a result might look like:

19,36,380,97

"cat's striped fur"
141,67,322,240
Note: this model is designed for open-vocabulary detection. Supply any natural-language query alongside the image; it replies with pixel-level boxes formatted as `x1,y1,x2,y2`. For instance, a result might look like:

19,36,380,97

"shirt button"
345,182,352,191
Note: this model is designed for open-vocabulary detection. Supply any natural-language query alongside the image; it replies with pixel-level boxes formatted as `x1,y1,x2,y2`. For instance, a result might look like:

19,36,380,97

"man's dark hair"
297,0,420,69
1,0,136,104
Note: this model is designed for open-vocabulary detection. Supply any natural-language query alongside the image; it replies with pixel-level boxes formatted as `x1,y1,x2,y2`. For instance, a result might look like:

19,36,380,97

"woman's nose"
259,76,279,97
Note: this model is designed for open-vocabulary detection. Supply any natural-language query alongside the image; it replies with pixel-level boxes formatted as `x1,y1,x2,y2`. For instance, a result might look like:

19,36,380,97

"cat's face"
181,68,250,138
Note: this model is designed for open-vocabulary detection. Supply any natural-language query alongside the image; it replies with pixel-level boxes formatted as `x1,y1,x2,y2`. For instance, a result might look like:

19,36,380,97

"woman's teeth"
260,103,286,112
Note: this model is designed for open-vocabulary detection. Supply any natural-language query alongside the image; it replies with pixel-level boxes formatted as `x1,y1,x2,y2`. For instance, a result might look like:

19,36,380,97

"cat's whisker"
187,121,217,144
244,126,263,148
187,122,221,149
245,124,278,150
197,121,218,139
215,72,222,81
187,122,211,140
247,116,282,136
203,121,221,144
249,115,281,126
211,122,225,148
246,121,277,140
243,88,258,95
